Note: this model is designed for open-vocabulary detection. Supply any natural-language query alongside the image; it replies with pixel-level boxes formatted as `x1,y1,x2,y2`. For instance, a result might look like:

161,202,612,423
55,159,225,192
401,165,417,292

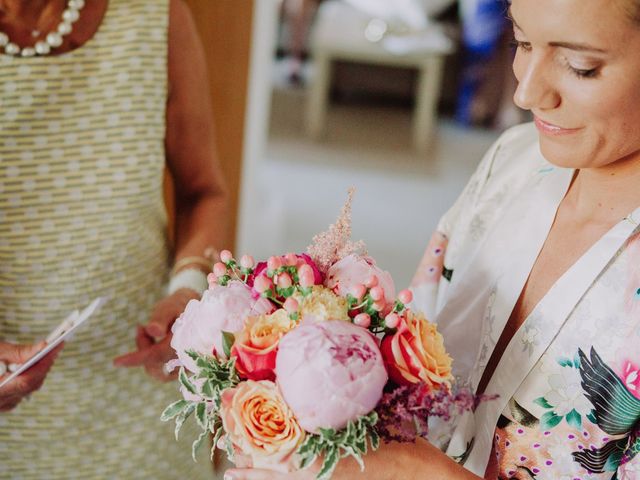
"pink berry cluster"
252,253,320,320
346,277,413,334
208,249,256,287
208,251,321,321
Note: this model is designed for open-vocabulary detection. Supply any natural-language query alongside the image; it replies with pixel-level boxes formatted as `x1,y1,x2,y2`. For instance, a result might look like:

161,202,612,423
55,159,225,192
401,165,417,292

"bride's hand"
224,468,317,480
224,439,482,480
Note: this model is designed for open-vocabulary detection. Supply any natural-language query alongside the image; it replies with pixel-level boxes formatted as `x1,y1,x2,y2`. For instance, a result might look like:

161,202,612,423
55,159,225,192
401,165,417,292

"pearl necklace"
0,0,85,57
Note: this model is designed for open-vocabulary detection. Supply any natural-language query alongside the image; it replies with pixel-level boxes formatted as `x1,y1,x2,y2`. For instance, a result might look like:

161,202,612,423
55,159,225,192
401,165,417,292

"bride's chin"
538,140,589,170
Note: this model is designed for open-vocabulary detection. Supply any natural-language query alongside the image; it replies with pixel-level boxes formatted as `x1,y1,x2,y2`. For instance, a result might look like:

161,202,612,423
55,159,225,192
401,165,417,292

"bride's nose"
513,54,561,111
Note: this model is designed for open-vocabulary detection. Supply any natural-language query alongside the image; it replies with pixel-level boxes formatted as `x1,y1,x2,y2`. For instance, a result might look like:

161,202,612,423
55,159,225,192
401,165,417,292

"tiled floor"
239,84,501,288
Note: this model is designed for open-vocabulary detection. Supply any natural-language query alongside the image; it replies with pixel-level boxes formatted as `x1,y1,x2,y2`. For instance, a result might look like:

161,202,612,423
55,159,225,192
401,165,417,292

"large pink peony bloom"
170,281,274,373
326,254,395,305
275,320,387,433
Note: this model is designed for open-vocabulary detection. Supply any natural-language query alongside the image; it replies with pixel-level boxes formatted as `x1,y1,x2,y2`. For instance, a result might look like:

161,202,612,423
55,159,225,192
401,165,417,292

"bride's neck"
565,153,640,224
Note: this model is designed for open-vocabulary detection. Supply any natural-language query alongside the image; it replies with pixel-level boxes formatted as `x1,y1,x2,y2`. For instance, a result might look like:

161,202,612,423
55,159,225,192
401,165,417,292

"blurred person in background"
280,0,324,85
226,0,640,478
0,0,227,477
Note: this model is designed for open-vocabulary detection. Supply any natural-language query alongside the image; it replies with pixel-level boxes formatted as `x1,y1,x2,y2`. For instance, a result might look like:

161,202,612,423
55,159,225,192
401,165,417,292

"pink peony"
275,320,388,433
170,281,274,373
326,254,395,304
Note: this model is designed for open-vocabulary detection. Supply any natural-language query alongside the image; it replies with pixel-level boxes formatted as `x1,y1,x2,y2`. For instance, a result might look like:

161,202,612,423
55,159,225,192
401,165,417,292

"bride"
227,0,640,478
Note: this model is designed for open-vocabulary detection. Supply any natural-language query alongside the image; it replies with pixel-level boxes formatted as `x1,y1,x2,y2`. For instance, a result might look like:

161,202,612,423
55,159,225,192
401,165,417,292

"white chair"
306,0,454,153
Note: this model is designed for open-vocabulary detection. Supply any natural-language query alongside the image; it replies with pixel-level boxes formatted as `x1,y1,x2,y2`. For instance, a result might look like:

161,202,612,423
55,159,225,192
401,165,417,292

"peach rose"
220,380,305,472
231,310,296,381
380,310,453,388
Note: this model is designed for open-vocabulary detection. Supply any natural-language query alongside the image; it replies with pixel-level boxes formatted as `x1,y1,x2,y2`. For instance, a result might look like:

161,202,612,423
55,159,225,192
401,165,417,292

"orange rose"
231,310,296,381
220,380,305,472
380,310,453,388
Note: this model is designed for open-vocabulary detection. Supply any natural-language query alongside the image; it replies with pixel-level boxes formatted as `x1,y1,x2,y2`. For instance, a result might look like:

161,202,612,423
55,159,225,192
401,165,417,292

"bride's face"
511,0,640,169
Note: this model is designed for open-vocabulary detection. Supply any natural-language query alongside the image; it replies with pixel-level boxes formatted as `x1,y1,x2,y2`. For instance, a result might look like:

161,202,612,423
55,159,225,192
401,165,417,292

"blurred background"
186,0,528,291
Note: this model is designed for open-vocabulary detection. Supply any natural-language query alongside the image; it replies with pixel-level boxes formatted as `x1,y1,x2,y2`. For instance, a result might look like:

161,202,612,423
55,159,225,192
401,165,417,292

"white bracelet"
167,268,209,296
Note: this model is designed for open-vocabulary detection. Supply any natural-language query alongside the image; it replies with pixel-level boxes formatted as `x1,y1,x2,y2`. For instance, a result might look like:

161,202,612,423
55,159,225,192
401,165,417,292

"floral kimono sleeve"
410,135,503,320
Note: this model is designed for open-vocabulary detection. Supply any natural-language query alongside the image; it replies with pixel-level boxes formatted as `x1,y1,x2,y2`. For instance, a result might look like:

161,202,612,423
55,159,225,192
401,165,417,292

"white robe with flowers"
411,123,640,479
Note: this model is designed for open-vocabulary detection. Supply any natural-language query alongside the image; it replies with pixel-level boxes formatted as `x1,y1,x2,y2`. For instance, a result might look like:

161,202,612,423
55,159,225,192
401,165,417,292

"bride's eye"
565,63,599,79
510,40,532,52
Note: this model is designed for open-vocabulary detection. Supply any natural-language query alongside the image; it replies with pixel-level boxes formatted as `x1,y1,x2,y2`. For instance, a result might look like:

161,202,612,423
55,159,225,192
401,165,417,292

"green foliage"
196,402,208,430
277,286,296,298
297,412,379,480
297,286,313,297
162,351,240,461
179,367,197,396
392,300,405,313
189,350,240,404
174,402,196,440
161,400,190,422
346,294,359,309
192,430,209,462
221,331,235,358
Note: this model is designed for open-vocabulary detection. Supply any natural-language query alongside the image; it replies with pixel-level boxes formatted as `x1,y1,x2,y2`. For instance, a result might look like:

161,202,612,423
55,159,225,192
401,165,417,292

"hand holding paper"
0,340,63,412
0,298,106,394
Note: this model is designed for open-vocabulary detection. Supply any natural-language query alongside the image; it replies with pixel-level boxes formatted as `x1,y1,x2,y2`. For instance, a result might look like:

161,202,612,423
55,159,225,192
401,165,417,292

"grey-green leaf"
160,399,189,422
186,349,200,361
201,379,215,399
174,403,195,441
317,447,339,480
191,430,208,462
179,368,197,396
222,331,235,358
370,430,380,450
196,402,208,430
299,452,319,470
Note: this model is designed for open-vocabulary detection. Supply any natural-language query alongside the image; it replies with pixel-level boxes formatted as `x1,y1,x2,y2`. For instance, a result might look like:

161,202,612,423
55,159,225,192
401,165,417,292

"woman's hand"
113,288,200,381
223,468,316,480
0,341,64,412
224,439,483,480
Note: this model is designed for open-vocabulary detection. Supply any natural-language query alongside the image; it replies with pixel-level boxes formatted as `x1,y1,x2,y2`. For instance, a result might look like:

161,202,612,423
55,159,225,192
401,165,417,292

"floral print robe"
411,123,640,480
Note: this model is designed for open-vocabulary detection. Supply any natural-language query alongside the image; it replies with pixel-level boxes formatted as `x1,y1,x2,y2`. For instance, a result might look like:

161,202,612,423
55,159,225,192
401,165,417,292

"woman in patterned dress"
227,0,640,479
0,0,227,477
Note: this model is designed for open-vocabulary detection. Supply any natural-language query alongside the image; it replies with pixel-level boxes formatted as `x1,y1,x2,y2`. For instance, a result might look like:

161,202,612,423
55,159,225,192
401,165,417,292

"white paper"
0,297,106,389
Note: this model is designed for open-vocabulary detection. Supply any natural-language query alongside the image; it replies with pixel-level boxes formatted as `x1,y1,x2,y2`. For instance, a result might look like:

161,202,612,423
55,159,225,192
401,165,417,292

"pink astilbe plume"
306,188,367,274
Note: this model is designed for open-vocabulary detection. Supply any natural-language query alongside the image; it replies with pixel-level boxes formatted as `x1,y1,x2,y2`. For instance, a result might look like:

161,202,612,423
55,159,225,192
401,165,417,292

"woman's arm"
165,0,229,262
113,0,228,378
225,440,483,480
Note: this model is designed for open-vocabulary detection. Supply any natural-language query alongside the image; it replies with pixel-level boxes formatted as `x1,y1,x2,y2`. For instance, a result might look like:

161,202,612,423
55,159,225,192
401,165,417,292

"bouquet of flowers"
162,190,481,479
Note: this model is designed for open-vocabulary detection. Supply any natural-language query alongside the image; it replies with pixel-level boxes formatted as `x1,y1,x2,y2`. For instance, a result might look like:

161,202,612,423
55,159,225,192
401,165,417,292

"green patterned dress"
0,0,212,477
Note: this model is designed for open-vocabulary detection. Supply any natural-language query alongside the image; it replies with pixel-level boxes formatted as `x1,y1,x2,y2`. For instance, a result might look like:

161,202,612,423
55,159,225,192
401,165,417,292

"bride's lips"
534,116,582,136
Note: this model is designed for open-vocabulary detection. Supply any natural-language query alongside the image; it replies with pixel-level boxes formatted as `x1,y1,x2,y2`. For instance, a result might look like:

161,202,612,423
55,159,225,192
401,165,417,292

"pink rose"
231,310,296,381
326,254,395,312
170,281,274,373
275,320,388,433
380,310,453,388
